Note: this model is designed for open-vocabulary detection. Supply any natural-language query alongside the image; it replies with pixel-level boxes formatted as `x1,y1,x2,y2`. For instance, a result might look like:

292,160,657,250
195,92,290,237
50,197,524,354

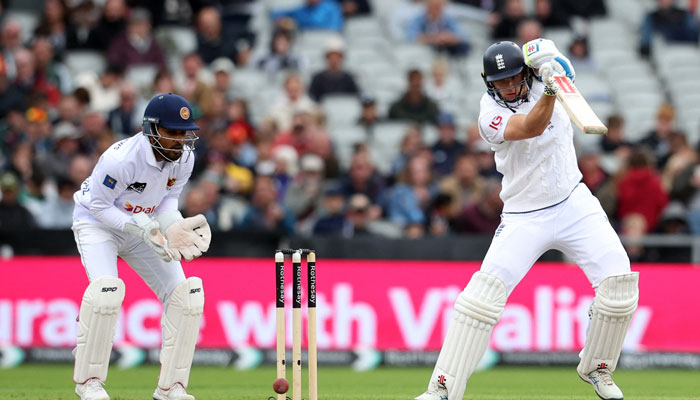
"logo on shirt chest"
124,202,156,214
125,182,147,193
166,178,176,190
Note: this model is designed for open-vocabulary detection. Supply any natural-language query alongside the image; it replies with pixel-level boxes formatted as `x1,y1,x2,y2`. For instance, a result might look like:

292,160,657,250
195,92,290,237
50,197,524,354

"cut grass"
0,365,699,399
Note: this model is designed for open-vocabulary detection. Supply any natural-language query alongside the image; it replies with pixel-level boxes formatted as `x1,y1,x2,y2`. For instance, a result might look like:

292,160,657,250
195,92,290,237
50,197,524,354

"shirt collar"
140,133,165,169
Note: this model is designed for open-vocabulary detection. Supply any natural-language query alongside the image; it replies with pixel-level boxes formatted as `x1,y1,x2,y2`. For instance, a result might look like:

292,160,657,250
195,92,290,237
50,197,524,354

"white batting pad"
158,277,204,390
73,277,125,383
578,272,639,376
427,271,507,400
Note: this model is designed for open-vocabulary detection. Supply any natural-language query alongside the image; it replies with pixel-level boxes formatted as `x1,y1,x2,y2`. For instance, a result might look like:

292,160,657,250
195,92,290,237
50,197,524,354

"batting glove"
124,213,177,262
523,38,575,82
539,62,559,96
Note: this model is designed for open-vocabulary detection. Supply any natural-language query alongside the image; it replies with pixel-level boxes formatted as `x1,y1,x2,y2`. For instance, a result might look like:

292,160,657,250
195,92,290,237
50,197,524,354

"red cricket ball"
273,377,289,394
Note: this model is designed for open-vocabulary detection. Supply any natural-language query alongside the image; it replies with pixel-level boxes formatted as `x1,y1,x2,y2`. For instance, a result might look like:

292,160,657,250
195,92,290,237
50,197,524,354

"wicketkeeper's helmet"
142,93,199,162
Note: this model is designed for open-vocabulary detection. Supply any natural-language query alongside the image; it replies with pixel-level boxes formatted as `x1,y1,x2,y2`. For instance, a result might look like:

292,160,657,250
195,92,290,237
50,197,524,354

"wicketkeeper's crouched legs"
415,271,507,400
157,277,204,391
577,272,639,400
73,277,125,384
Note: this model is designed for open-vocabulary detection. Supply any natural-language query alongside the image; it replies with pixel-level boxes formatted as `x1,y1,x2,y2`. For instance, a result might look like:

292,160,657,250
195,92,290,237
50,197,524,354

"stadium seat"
322,95,363,127
124,64,159,90
155,26,198,57
64,51,107,76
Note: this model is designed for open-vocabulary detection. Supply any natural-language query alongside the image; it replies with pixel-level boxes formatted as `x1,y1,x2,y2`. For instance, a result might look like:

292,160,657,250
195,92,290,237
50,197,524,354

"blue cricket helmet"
143,93,200,131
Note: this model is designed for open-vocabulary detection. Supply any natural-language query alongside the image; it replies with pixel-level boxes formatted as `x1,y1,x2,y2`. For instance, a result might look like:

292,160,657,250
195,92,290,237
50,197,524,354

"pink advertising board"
1,257,698,353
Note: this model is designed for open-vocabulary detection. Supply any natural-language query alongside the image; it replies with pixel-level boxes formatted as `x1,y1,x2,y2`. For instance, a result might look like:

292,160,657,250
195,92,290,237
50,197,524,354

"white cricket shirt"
73,133,194,231
477,80,582,213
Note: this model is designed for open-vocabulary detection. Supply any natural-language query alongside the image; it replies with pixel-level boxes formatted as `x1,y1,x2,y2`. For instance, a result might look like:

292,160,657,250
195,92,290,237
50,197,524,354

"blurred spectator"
390,125,424,177
599,114,632,156
107,82,143,138
226,99,256,165
90,0,128,51
8,142,34,183
66,1,100,50
196,6,239,65
239,175,296,233
516,18,543,45
56,94,85,126
2,20,23,80
312,184,348,235
579,145,610,196
67,154,93,187
285,153,326,221
175,53,215,116
14,49,57,108
308,36,360,102
42,176,76,228
568,36,598,74
616,148,668,233
640,0,699,56
0,171,37,229
38,121,82,179
74,65,123,113
0,59,29,119
357,95,383,136
639,103,675,169
439,153,485,219
387,154,437,234
24,106,53,158
425,57,462,106
267,74,317,132
388,0,425,42
661,131,698,191
560,0,606,18
273,108,316,156
620,213,649,262
534,0,569,28
152,68,176,95
32,36,72,96
210,57,237,100
106,8,166,69
474,141,500,178
33,0,69,59
21,171,50,227
337,0,373,17
670,156,700,234
271,0,344,33
255,29,304,76
344,193,396,236
388,69,440,125
491,0,526,40
456,178,503,233
432,112,466,177
339,149,386,205
407,0,471,57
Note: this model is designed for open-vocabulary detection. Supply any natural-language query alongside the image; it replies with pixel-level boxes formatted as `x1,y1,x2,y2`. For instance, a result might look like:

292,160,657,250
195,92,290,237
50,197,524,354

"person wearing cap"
432,111,466,177
308,35,360,102
71,93,210,400
357,94,385,136
285,153,326,222
210,56,237,100
271,0,344,33
0,171,37,229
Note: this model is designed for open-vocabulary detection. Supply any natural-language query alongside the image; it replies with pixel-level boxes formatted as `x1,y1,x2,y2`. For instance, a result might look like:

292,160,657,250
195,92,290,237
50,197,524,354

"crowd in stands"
1,0,699,261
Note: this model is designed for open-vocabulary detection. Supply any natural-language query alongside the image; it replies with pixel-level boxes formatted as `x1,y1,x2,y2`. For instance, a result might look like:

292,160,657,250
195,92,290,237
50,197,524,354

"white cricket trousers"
481,183,631,295
72,220,186,302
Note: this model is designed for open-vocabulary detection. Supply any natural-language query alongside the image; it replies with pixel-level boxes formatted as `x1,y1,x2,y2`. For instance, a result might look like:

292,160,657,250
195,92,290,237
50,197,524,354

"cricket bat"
552,76,608,135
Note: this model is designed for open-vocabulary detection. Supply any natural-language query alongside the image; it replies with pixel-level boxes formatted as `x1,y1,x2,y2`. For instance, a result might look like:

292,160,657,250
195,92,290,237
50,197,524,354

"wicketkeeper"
71,93,211,400
415,39,639,400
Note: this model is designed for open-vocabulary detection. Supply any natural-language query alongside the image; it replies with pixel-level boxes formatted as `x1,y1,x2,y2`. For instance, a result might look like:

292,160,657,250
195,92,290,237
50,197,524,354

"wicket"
275,248,318,400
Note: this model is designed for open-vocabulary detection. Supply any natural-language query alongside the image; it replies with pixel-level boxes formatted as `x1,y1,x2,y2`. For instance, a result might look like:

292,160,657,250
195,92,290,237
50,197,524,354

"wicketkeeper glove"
124,213,178,262
156,211,211,262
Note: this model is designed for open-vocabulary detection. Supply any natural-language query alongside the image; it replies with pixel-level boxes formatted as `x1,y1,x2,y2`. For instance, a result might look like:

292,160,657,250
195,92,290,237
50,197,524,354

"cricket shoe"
414,375,449,400
75,378,109,400
153,383,195,400
578,368,623,400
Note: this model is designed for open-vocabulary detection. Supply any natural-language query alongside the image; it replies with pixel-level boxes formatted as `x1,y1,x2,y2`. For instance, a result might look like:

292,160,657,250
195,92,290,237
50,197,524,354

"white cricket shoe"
153,383,195,400
414,376,449,400
578,368,624,400
75,378,109,400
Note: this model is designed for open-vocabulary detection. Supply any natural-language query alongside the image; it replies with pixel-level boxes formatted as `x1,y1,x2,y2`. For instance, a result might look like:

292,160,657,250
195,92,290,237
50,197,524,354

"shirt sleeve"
478,107,513,146
87,154,134,231
156,153,194,215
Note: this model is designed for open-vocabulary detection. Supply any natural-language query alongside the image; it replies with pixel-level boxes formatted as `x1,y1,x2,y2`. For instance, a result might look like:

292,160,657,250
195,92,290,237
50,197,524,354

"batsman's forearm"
524,95,555,136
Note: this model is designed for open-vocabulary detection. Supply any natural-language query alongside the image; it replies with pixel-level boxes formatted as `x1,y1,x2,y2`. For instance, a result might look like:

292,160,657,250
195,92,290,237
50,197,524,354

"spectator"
285,153,326,221
456,178,503,233
312,184,349,235
598,114,633,173
0,171,37,229
387,154,438,233
425,57,462,107
196,6,239,65
617,148,668,233
67,154,93,187
152,68,176,95
337,0,372,17
516,18,543,45
639,103,676,169
42,176,76,228
308,36,360,102
579,145,610,195
39,121,82,179
559,0,606,18
74,65,123,113
439,153,485,219
432,112,466,177
388,0,425,42
21,171,50,227
267,74,317,132
339,149,386,205
273,107,316,156
388,69,440,125
226,99,256,165
210,57,237,100
271,0,344,33
619,213,649,262
491,0,526,40
107,81,143,138
534,0,569,28
1,20,23,80
106,8,166,69
175,53,215,116
90,0,128,51
33,0,69,58
567,35,598,74
32,36,71,97
344,193,394,237
66,1,100,50
255,29,304,76
357,95,383,136
239,175,296,233
408,0,471,57
390,125,424,177
640,0,699,56
661,131,698,191
670,153,700,234
474,141,500,178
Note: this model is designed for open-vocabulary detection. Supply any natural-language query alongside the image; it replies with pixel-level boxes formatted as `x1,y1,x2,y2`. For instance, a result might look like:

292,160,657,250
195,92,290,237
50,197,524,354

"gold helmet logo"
180,107,190,120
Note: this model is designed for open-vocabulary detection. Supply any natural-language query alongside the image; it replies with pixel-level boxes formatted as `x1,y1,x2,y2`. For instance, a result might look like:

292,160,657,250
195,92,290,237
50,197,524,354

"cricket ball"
273,378,289,394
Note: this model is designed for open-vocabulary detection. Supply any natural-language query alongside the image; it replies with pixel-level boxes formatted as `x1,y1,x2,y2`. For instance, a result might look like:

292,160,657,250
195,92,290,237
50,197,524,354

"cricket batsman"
71,93,211,400
414,39,639,400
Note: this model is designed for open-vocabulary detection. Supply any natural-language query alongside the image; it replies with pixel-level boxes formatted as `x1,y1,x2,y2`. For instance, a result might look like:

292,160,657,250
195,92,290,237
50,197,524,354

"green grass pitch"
1,365,699,399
